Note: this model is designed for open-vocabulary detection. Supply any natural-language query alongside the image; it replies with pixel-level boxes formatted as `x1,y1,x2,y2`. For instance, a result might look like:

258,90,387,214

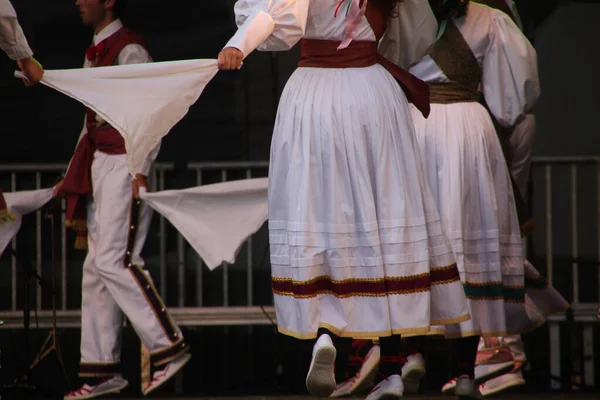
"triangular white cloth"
0,189,54,255
524,260,569,318
16,59,219,175
140,178,268,270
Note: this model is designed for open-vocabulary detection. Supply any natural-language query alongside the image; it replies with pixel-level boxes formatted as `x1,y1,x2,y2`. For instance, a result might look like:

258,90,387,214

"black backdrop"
0,0,243,165
0,0,565,165
3,1,599,397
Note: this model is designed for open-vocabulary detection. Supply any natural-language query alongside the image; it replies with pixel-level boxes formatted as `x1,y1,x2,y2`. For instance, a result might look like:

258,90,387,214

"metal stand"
30,200,70,389
0,199,69,399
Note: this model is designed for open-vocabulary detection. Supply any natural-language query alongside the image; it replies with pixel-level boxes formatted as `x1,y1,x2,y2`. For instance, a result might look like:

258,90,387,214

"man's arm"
0,0,32,60
0,0,43,83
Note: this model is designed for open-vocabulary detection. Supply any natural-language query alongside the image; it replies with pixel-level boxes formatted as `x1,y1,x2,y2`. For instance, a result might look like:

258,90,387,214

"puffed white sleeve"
378,0,438,69
0,0,33,60
481,11,540,128
224,0,309,57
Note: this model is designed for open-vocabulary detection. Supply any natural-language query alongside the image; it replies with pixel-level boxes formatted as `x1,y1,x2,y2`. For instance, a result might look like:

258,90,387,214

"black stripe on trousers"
79,362,121,377
124,198,187,365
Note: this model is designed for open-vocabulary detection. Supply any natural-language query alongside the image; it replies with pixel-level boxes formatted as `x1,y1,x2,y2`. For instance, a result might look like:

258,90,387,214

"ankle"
81,376,111,386
376,356,403,382
457,364,475,379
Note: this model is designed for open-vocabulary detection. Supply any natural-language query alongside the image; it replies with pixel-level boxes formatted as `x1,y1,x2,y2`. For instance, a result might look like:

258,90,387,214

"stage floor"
124,396,598,400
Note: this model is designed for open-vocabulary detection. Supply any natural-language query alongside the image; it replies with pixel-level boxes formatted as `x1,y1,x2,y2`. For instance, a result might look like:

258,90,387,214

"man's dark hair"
430,0,469,22
104,0,127,19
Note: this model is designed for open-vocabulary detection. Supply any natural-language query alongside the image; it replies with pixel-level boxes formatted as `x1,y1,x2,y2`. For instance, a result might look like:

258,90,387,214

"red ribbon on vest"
86,41,106,62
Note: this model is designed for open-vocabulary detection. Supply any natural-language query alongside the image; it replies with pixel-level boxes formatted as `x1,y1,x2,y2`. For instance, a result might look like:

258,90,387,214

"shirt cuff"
223,10,275,57
3,42,33,60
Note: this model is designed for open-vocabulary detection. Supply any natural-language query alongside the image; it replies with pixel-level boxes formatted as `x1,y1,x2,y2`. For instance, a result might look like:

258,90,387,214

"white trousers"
478,334,527,363
509,113,536,195
79,152,187,377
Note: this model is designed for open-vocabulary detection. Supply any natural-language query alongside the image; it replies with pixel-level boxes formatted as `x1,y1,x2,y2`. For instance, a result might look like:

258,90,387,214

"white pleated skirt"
268,65,470,339
410,102,527,337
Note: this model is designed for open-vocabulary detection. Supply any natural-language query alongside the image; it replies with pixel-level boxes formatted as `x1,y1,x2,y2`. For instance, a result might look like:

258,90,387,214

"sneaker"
479,370,526,397
442,362,514,394
365,374,403,400
345,340,376,380
455,375,482,400
306,333,337,397
474,362,515,385
401,352,426,393
64,376,128,399
142,352,191,395
330,344,380,397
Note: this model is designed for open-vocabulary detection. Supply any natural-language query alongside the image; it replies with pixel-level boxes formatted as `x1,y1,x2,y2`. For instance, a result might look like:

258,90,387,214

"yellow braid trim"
74,235,88,250
0,209,17,223
66,219,87,231
66,219,88,249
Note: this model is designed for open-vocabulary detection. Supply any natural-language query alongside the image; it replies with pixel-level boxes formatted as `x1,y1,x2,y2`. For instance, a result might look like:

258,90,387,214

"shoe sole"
443,363,514,395
376,393,403,400
329,382,354,398
330,346,380,397
402,365,426,394
306,345,337,397
481,379,526,397
142,353,191,396
455,394,480,400
352,347,380,394
330,358,378,397
65,382,128,400
474,363,515,386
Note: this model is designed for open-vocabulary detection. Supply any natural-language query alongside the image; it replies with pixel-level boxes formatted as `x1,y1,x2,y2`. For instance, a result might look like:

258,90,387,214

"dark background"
3,0,597,165
2,0,244,164
1,0,600,397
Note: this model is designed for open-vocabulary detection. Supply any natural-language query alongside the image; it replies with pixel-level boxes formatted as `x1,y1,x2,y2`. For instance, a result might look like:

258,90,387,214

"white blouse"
225,0,438,70
409,2,539,127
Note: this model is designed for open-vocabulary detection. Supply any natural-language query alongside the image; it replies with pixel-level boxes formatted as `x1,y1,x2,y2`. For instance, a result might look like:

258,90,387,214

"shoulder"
470,2,515,28
466,2,495,23
116,27,152,64
466,2,521,46
117,27,147,47
118,43,152,64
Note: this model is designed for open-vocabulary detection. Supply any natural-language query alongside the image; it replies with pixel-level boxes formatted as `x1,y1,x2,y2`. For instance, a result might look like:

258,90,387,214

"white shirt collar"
93,19,123,46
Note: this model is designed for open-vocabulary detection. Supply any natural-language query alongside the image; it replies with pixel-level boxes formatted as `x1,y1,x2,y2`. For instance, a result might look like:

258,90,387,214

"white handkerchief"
0,189,54,255
140,178,268,270
16,59,219,175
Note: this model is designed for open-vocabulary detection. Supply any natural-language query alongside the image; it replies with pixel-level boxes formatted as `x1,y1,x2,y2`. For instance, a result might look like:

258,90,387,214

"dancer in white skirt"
405,0,539,397
471,1,535,397
327,2,567,397
218,0,470,398
470,2,568,396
